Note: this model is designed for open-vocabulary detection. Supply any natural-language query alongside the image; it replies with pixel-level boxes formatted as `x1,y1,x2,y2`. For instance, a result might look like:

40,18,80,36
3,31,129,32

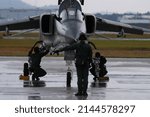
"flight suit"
28,48,49,81
90,55,108,80
57,40,92,96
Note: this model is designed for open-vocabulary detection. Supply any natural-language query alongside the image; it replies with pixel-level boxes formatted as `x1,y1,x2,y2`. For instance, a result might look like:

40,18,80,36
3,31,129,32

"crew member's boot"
75,92,82,96
32,74,36,81
36,77,40,81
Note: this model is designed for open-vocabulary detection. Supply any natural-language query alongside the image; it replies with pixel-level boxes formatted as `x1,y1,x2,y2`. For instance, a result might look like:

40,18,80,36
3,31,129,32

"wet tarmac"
0,57,150,100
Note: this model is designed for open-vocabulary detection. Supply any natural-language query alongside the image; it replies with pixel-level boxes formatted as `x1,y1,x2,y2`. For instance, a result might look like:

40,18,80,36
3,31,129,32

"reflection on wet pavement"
0,57,150,100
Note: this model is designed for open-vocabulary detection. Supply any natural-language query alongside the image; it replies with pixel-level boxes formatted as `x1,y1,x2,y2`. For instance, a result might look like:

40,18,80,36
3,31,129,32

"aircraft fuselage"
41,0,86,50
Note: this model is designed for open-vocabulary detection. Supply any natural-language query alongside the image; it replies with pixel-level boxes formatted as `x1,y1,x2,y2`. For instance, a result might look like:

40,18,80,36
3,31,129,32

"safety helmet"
95,52,101,57
79,33,87,40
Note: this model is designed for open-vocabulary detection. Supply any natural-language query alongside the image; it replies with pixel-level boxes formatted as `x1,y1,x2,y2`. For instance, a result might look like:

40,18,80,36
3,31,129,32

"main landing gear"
66,67,73,87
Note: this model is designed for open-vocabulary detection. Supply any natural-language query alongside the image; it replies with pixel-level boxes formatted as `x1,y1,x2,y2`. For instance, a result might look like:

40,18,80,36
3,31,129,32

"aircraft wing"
96,17,147,35
0,16,40,31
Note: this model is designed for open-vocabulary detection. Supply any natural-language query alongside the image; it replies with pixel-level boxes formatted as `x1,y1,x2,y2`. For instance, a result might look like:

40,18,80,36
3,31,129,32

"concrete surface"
0,57,150,100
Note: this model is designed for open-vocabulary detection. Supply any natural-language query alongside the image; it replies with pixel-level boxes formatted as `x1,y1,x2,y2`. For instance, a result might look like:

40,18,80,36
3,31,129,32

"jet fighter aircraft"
0,0,149,86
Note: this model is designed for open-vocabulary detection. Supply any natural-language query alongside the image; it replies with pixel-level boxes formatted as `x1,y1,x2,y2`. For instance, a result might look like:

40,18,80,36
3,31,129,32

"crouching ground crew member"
28,46,49,81
90,52,108,81
54,33,92,96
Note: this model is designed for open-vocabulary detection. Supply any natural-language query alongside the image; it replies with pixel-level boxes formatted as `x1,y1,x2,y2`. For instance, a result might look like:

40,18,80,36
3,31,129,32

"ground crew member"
90,52,108,81
117,27,126,38
28,46,49,81
54,33,92,96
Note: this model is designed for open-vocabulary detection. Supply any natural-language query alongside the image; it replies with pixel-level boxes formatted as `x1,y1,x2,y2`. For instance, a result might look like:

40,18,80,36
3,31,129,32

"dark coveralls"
90,54,107,80
56,40,92,95
28,47,49,81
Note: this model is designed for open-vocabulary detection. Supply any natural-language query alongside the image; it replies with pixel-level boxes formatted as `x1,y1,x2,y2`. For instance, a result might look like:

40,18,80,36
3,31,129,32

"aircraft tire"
23,63,29,76
66,72,72,87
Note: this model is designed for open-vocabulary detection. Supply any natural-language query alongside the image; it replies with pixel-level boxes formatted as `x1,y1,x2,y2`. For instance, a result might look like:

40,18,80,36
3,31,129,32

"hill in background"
0,0,34,9
0,0,58,9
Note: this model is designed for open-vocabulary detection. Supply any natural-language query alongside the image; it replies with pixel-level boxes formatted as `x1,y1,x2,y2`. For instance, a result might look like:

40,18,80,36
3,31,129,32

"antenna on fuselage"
58,0,62,5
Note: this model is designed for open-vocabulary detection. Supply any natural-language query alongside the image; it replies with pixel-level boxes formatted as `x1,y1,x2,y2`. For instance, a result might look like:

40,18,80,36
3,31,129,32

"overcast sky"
22,0,150,13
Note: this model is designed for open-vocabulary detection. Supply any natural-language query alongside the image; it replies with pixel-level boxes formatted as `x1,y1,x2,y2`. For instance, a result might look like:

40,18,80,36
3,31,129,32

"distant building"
0,8,57,22
119,14,150,29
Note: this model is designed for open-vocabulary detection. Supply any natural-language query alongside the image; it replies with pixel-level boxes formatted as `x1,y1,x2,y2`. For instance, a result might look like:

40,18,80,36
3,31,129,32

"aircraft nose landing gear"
66,71,72,87
66,61,73,88
66,68,72,87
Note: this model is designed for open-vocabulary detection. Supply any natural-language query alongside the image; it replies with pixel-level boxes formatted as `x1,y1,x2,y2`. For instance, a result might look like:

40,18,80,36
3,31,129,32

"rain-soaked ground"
0,57,150,100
